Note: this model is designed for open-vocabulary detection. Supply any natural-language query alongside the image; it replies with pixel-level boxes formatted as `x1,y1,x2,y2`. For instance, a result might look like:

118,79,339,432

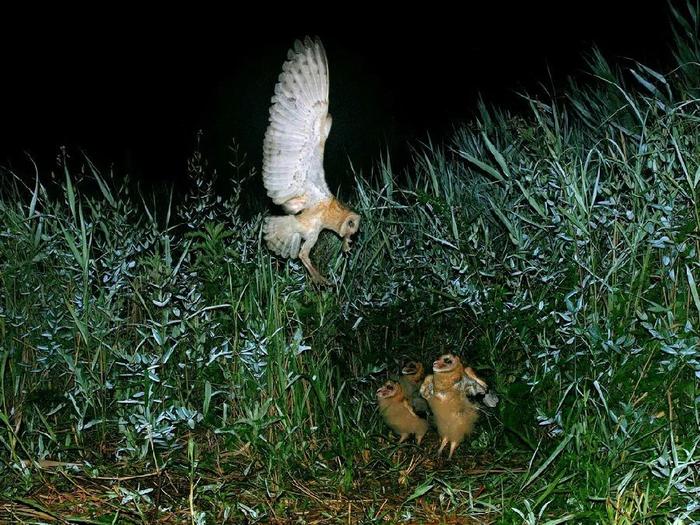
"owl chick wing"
263,37,333,214
419,375,434,400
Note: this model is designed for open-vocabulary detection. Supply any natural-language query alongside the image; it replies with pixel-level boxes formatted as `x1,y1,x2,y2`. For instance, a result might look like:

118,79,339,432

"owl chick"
420,354,479,458
399,361,429,414
262,37,360,285
377,380,429,445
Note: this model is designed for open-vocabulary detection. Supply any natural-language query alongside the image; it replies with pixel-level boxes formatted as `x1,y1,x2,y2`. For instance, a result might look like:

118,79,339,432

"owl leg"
438,436,449,456
299,232,329,285
448,441,459,459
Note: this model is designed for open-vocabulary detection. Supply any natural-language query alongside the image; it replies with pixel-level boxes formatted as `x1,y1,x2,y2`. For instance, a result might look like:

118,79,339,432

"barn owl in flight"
262,37,360,284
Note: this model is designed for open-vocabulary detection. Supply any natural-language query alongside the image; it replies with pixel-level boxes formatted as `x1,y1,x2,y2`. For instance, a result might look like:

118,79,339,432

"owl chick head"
433,353,462,374
401,361,424,378
376,380,403,400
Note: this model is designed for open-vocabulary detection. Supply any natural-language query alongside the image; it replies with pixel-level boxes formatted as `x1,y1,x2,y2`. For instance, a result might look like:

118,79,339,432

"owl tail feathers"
263,216,302,259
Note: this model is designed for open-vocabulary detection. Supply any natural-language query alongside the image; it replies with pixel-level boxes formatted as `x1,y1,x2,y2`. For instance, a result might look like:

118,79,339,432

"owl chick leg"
448,441,459,459
438,436,449,456
398,433,410,444
299,232,328,285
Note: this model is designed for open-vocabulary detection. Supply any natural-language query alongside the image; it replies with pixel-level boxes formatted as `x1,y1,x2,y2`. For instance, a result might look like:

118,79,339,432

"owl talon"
311,273,330,286
301,255,330,285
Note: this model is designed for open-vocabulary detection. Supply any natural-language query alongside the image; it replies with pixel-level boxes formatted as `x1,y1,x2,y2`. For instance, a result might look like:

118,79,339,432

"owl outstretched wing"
262,36,333,214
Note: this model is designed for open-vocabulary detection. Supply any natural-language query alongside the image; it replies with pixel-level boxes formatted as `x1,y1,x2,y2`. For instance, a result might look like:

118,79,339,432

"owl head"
432,354,462,374
376,380,403,400
340,212,361,252
401,361,425,381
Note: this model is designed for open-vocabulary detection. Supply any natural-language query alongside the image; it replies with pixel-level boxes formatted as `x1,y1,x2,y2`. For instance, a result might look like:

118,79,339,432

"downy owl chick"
377,380,429,445
399,361,429,415
420,354,478,458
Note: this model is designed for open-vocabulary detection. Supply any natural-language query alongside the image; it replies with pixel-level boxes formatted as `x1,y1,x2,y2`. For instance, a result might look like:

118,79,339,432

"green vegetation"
2,6,700,524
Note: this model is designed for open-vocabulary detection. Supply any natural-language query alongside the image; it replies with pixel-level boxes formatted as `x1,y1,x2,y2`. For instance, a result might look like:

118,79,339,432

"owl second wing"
419,375,434,400
263,37,333,214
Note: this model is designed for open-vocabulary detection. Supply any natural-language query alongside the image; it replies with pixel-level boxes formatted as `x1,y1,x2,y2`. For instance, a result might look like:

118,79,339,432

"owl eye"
444,357,453,364
348,219,355,228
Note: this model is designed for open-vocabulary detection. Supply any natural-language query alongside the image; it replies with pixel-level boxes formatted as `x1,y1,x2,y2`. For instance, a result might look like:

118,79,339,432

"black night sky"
0,3,673,189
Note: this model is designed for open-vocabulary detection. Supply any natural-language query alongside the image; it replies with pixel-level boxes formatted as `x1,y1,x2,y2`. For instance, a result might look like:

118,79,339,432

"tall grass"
2,6,700,523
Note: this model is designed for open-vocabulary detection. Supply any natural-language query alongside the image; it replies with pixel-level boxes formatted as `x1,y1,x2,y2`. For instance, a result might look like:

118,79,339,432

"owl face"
340,212,361,252
376,380,402,400
433,354,461,373
401,361,424,378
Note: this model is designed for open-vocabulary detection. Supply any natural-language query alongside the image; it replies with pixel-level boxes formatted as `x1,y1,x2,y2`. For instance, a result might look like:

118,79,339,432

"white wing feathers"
263,37,333,214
